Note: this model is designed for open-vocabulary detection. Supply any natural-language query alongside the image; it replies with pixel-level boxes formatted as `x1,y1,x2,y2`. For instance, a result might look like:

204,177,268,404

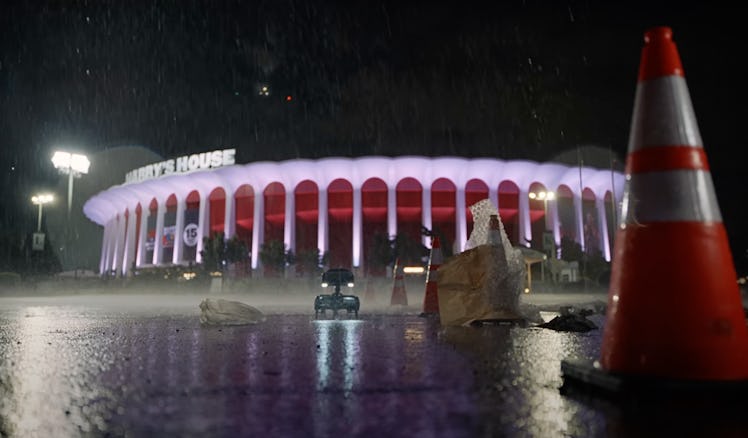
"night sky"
2,1,747,270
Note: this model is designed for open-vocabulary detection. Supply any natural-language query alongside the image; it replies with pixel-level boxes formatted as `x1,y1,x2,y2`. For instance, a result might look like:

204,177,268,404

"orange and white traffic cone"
562,26,748,391
390,258,408,306
421,236,443,316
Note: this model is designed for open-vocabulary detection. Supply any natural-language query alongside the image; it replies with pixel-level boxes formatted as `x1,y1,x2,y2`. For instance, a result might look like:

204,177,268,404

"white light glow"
52,151,90,174
529,190,555,201
403,266,424,274
31,194,54,205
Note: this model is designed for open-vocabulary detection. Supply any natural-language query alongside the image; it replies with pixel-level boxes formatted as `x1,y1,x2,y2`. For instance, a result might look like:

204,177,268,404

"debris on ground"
199,298,266,326
538,306,599,332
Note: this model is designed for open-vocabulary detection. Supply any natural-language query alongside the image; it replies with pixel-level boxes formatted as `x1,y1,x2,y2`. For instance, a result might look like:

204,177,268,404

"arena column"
489,186,499,214
596,196,611,261
284,189,295,258
250,186,264,271
113,212,127,275
352,186,362,269
573,192,584,250
455,187,466,252
223,191,235,239
172,196,185,264
196,192,208,263
421,186,431,248
387,185,397,240
122,208,137,275
518,187,532,247
152,201,166,265
317,187,328,265
550,196,561,256
99,218,113,275
136,207,149,267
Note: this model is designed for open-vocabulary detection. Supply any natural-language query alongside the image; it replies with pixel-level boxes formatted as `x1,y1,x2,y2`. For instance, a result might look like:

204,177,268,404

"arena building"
83,150,625,276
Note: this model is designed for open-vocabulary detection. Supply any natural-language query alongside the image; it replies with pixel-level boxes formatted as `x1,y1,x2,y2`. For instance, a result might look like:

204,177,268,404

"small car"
314,268,360,318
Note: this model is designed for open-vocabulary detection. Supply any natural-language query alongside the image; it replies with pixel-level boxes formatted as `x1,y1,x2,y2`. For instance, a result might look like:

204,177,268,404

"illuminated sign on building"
124,148,236,184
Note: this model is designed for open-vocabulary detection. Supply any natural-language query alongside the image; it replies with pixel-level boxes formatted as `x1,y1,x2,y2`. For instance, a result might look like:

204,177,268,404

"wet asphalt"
1,291,748,437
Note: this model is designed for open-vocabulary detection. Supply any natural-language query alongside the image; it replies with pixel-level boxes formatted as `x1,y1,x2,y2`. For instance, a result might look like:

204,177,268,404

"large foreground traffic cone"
562,27,748,391
390,258,408,306
421,236,443,316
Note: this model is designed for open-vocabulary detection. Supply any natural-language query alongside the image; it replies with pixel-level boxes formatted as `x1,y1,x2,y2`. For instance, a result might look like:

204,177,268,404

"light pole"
51,151,90,268
529,190,557,270
31,193,54,231
528,190,555,230
51,151,90,218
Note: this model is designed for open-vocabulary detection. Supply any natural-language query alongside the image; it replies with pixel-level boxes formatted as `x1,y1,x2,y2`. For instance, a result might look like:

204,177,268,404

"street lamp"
51,151,90,218
529,190,556,281
52,151,89,268
528,190,555,229
31,193,54,231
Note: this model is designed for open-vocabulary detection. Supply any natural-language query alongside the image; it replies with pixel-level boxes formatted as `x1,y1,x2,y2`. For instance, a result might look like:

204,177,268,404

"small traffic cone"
562,26,748,392
421,236,443,316
390,258,408,306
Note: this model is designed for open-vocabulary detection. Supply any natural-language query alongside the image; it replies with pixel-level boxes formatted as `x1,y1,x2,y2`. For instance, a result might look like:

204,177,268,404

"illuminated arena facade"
83,155,625,276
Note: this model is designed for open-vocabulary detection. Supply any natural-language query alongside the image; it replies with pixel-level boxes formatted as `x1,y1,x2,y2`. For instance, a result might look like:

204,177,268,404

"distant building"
83,153,624,276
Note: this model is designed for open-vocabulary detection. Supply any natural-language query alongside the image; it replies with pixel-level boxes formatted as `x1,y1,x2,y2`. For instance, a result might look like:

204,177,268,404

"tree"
559,235,610,285
392,232,428,266
200,233,252,277
367,232,393,275
26,232,62,276
559,236,583,263
295,247,328,278
225,236,250,265
259,239,289,277
366,231,428,276
200,232,227,272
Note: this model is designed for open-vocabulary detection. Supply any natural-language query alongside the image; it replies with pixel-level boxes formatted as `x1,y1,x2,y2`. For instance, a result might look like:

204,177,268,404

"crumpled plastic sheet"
467,199,514,257
199,298,266,325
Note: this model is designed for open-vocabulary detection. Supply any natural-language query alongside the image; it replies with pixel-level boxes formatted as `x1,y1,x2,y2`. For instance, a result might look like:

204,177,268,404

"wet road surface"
1,293,748,437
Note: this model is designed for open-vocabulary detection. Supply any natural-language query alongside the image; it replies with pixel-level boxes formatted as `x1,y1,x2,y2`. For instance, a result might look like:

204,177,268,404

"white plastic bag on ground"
199,298,266,325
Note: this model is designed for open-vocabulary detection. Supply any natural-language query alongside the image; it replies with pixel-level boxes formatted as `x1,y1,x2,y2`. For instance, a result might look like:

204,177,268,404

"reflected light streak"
343,321,362,392
313,320,363,393
10,307,108,436
315,321,331,389
403,323,426,380
13,307,54,435
522,330,579,435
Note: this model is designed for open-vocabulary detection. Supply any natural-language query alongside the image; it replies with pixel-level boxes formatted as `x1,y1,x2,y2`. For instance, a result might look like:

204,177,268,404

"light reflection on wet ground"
2,294,748,436
440,323,606,436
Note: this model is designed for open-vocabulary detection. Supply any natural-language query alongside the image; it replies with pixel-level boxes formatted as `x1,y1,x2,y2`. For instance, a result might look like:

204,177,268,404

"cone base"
562,358,748,397
602,222,748,379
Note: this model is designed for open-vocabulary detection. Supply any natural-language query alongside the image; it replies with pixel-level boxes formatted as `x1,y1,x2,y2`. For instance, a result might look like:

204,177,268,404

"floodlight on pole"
529,190,555,229
51,151,90,217
31,193,54,232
